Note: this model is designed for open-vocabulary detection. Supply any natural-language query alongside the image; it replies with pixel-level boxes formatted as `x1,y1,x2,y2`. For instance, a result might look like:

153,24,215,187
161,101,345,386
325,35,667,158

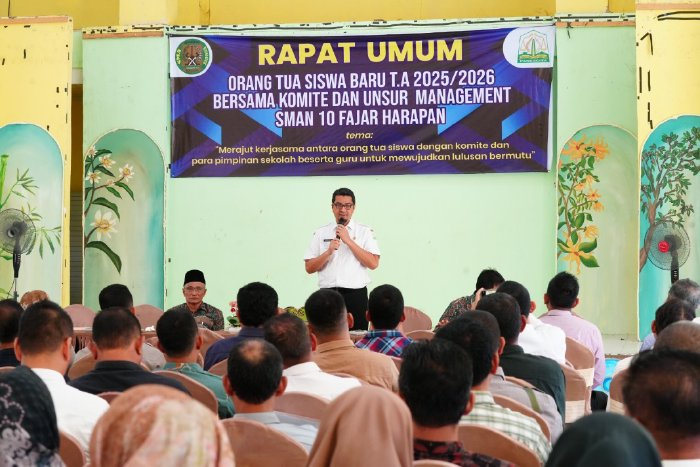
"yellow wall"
0,17,73,304
636,3,700,148
0,0,118,28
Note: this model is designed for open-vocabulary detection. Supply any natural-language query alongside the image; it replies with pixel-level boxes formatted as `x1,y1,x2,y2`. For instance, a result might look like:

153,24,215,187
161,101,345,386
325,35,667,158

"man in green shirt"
156,309,234,418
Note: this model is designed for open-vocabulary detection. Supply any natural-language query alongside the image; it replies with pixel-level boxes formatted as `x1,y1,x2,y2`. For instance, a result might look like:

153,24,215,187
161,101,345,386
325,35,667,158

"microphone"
336,218,347,240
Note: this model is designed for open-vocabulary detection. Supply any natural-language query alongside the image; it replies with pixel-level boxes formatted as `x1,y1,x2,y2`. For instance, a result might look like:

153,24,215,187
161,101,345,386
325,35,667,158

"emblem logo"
174,38,211,75
517,30,549,64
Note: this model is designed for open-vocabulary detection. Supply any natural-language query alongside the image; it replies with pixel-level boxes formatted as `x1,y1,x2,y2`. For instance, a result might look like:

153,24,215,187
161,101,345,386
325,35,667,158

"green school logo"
517,30,549,64
174,38,211,75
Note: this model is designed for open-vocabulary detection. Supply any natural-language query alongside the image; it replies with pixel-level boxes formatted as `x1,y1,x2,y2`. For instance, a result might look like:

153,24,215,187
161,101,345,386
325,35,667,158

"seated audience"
305,288,398,390
655,320,700,352
436,312,551,462
437,268,504,327
263,312,360,400
624,349,700,463
204,281,278,370
90,385,234,467
497,280,566,364
15,300,108,455
19,289,48,309
540,272,605,388
615,298,696,375
477,293,566,420
355,284,412,357
223,339,318,451
401,339,513,466
156,309,235,418
640,278,700,351
70,308,188,394
545,412,661,467
0,365,62,466
74,284,165,370
166,269,224,331
307,385,413,467
0,299,23,367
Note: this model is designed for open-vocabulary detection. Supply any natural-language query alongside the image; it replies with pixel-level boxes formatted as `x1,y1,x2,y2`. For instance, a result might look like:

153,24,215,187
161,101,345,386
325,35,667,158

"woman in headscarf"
307,385,413,467
89,385,234,467
545,412,661,467
0,366,63,466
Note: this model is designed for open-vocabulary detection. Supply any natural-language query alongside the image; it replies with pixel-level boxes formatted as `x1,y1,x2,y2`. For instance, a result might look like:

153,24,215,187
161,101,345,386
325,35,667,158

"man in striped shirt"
355,284,412,357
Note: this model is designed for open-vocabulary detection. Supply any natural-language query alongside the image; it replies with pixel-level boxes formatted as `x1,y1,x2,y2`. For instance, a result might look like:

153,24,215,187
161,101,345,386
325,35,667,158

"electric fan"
645,222,691,284
0,209,36,300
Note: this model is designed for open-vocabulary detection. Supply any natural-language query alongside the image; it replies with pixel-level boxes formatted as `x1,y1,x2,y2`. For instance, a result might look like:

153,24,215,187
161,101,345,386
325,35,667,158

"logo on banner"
517,30,550,64
174,38,211,75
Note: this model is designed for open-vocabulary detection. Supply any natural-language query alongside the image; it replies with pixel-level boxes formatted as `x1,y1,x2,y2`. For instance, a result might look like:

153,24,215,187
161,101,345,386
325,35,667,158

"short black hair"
400,339,472,427
367,284,404,329
655,298,696,334
264,313,311,367
0,299,23,343
476,293,522,343
474,269,505,293
435,311,500,386
156,309,198,358
92,308,141,350
17,301,73,354
99,284,133,310
624,349,700,438
227,339,283,404
546,272,579,309
237,282,278,327
497,281,531,318
305,289,347,334
332,187,355,205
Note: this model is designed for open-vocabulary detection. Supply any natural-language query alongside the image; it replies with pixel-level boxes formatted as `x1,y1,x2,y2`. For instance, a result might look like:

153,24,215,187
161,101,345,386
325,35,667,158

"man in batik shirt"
167,269,224,331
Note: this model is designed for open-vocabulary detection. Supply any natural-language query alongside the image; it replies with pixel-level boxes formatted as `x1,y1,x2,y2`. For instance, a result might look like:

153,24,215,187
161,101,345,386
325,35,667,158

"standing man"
166,269,224,331
304,188,380,330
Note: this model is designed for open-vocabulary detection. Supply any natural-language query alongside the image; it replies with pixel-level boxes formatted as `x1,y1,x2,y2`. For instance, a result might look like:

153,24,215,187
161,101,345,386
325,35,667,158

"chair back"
406,329,435,341
208,359,228,376
504,375,536,389
413,460,458,466
199,327,224,357
0,366,15,374
222,418,308,467
274,391,329,420
492,394,551,441
390,355,403,371
59,430,86,467
458,424,539,467
65,304,95,327
154,370,219,414
565,337,595,388
560,363,590,424
97,391,121,404
399,306,433,333
67,355,96,380
607,369,627,414
133,304,164,328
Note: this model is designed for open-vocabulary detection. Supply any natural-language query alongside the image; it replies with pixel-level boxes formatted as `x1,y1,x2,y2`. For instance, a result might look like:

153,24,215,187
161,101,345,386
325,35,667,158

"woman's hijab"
90,384,234,467
0,366,63,466
307,385,413,467
545,412,661,467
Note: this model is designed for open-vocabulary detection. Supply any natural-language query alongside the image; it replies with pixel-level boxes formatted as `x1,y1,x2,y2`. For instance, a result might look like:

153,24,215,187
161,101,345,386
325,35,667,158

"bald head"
656,321,700,353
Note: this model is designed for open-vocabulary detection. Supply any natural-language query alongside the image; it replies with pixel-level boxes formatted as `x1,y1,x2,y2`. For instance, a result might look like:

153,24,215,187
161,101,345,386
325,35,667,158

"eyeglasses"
333,203,354,210
184,286,205,293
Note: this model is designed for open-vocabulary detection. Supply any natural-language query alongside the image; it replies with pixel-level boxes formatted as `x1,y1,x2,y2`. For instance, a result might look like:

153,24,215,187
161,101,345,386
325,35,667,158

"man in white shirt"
14,300,108,456
264,312,360,400
304,187,380,330
497,280,566,364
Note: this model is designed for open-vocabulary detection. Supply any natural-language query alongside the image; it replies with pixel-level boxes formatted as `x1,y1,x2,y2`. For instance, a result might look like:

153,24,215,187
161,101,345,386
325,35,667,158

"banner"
170,27,554,177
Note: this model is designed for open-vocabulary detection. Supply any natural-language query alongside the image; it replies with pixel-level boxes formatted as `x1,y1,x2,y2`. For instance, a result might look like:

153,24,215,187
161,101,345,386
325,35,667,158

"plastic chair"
274,391,329,420
222,418,308,467
133,304,164,328
565,337,595,388
390,355,403,371
65,304,95,327
607,368,627,414
458,424,539,467
406,329,435,341
59,430,86,467
414,461,461,466
97,391,121,404
560,363,589,424
199,327,224,358
492,394,551,441
154,370,219,415
504,375,536,389
67,354,96,380
208,359,228,376
400,306,433,333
